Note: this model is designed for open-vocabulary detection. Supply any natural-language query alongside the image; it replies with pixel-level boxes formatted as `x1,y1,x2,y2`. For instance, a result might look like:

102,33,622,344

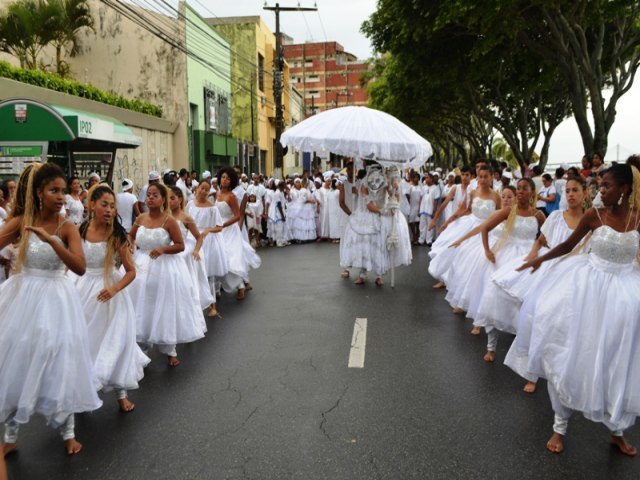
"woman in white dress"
327,178,347,242
76,184,150,413
498,176,589,393
65,176,85,225
517,163,640,456
169,186,219,318
465,178,544,361
267,181,288,247
288,178,317,242
215,167,261,300
129,184,206,367
185,180,229,293
0,163,101,456
314,175,332,241
428,166,501,292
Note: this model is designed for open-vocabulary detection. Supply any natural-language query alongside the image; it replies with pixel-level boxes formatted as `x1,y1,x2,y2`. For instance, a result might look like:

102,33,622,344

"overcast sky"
197,0,640,166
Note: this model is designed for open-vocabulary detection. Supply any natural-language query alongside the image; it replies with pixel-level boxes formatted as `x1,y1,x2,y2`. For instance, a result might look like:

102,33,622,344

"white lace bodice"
215,201,233,222
471,198,496,220
511,216,539,241
83,240,107,269
24,234,64,271
65,195,84,225
590,226,639,264
136,226,170,252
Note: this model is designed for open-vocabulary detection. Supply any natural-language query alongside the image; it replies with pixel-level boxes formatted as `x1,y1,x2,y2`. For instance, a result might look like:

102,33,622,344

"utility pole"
264,2,317,178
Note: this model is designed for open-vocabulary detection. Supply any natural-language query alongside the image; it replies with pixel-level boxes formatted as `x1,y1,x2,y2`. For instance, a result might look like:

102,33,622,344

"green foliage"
0,61,163,117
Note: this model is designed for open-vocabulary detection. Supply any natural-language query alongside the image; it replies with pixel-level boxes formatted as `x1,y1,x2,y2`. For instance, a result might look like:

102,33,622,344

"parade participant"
327,176,347,243
116,178,140,232
465,178,544,360
338,160,361,278
245,193,263,248
170,186,219,317
76,184,149,413
315,173,333,241
418,173,440,246
186,179,229,293
407,171,422,244
428,165,500,289
267,180,288,247
129,183,206,367
0,163,101,456
500,176,589,393
287,178,317,243
517,163,640,456
137,171,160,214
215,167,261,300
340,165,387,286
65,176,85,225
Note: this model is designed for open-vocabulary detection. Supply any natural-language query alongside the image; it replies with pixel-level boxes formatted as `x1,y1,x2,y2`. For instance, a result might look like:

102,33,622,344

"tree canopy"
362,0,640,169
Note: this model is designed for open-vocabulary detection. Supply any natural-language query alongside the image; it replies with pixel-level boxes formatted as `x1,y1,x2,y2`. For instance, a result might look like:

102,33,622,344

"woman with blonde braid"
470,178,545,361
128,183,206,367
76,184,149,413
517,163,640,456
0,163,101,456
498,176,590,393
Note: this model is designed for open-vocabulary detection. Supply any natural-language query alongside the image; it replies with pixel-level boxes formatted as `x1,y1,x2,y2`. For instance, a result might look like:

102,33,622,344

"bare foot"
118,397,135,413
2,443,17,457
432,281,445,289
168,356,181,367
546,432,564,454
340,270,350,279
236,288,245,301
452,308,465,315
354,277,365,285
523,381,537,394
470,326,481,335
483,351,495,363
65,438,83,455
611,435,637,456
207,305,218,317
375,278,384,286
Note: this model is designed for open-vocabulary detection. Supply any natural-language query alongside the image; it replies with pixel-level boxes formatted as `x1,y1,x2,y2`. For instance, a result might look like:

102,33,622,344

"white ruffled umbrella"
280,106,432,287
280,106,432,169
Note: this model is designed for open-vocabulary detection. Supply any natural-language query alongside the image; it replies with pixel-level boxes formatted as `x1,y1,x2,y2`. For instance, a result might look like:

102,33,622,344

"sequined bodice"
136,226,170,251
590,226,639,264
24,234,64,271
83,240,107,269
511,216,539,241
215,201,233,221
471,198,496,220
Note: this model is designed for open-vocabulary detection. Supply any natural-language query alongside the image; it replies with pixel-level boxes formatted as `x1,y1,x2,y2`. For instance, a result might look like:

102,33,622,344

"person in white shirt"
418,174,441,246
137,171,160,214
116,178,140,232
175,168,193,202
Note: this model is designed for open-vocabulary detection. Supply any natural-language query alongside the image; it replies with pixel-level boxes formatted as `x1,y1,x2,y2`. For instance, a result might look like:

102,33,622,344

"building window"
305,75,320,83
258,53,265,92
306,90,320,99
304,58,313,67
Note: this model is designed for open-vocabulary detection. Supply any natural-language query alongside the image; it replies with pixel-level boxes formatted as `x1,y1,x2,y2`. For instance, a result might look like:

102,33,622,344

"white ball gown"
129,225,206,347
177,220,215,310
185,201,229,279
75,240,150,393
525,220,640,431
288,188,317,241
215,200,261,291
0,234,102,428
428,197,496,283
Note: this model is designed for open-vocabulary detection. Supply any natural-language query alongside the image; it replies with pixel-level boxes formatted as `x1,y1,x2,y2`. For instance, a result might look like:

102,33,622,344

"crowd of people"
0,163,260,457
0,151,638,465
426,155,640,457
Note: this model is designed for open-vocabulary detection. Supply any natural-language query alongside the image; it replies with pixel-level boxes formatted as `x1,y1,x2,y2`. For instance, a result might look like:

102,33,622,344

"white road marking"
348,317,367,368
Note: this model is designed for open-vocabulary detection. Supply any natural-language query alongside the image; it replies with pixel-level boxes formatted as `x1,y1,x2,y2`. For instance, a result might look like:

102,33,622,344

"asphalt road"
4,243,640,479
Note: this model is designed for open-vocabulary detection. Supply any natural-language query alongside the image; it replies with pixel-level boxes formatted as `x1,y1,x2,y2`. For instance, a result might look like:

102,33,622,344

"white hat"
447,172,455,178
294,178,301,184
513,170,522,179
148,171,160,181
338,175,348,183
323,171,334,181
202,170,212,180
314,177,323,184
502,171,513,180
89,172,100,181
435,167,443,173
122,178,134,191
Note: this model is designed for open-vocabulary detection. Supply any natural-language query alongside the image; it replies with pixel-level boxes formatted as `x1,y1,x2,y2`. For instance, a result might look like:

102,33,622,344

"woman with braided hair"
518,163,640,456
0,163,101,456
76,184,149,413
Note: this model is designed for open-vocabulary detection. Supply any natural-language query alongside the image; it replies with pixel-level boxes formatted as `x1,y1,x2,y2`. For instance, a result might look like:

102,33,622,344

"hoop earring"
618,193,624,206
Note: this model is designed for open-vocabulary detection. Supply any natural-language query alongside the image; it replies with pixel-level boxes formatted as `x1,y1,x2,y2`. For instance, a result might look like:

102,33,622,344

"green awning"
0,98,141,147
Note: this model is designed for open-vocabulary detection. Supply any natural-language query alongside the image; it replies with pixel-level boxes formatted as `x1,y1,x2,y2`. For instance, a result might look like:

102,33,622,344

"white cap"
447,172,455,178
323,171,334,181
314,177,323,184
148,171,160,181
435,167,443,173
202,170,212,180
502,171,513,180
89,172,100,181
122,178,134,191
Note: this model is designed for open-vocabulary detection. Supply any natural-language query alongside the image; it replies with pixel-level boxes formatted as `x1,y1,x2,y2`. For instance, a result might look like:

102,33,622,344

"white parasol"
279,106,432,169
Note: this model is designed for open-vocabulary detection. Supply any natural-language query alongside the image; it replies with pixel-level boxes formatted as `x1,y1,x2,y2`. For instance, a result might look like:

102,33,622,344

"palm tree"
47,0,94,76
0,0,52,69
